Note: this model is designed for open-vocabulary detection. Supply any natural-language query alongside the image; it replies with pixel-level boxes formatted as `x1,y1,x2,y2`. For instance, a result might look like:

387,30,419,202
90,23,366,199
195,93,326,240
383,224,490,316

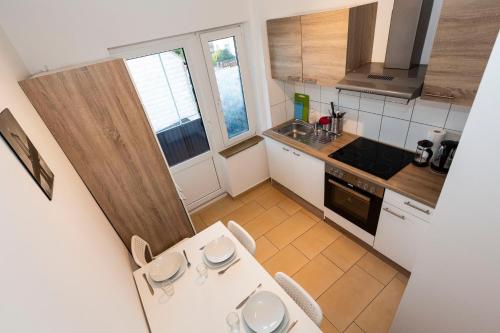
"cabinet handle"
424,92,455,99
282,147,290,152
383,207,405,220
287,75,300,82
303,78,317,84
404,201,431,215
293,152,300,157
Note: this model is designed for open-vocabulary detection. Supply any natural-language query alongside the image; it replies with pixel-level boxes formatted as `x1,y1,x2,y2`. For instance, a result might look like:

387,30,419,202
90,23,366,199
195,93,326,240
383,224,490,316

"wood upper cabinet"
267,3,377,86
267,16,303,82
20,59,194,254
422,0,500,106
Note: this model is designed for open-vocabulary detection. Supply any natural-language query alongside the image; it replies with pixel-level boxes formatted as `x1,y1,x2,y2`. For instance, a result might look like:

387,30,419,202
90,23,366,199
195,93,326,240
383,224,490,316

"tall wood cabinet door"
20,59,194,254
301,9,349,86
267,17,303,82
422,0,500,106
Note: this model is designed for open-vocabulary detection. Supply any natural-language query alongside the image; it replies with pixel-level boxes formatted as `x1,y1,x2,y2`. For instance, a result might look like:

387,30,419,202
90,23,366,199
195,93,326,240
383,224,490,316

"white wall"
0,0,250,74
0,27,148,333
391,33,500,332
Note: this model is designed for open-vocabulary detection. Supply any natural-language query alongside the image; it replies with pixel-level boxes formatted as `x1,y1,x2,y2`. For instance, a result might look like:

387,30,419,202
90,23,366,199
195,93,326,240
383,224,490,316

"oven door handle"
328,179,370,203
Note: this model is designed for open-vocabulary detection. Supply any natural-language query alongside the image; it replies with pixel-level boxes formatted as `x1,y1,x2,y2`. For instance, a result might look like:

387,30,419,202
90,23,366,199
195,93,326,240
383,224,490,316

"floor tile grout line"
351,274,392,331
354,261,397,287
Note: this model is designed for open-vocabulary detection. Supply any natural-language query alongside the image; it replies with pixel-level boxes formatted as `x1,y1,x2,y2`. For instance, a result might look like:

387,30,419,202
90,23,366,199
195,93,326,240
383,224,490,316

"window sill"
218,135,263,159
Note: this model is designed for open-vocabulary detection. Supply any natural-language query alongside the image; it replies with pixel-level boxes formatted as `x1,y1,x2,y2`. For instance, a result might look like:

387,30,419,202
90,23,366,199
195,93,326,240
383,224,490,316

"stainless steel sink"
273,120,335,149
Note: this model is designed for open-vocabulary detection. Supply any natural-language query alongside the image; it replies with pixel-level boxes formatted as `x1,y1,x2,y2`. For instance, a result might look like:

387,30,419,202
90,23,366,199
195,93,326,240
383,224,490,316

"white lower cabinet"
265,138,324,209
374,202,430,271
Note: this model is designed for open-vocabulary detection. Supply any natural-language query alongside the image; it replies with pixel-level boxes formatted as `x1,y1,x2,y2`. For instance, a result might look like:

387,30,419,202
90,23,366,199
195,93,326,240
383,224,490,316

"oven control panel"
326,164,385,198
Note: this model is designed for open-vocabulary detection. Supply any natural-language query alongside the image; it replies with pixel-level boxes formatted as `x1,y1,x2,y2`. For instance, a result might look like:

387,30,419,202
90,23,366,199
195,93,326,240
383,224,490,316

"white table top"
133,222,322,333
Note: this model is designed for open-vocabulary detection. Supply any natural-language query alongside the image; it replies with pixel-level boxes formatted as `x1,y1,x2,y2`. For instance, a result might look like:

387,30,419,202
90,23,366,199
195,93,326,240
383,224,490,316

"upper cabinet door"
301,9,350,86
267,17,303,82
422,0,500,106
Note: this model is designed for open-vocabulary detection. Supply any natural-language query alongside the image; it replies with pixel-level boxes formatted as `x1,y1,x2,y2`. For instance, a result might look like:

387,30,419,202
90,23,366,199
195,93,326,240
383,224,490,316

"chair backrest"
131,235,154,267
227,220,256,256
274,272,323,326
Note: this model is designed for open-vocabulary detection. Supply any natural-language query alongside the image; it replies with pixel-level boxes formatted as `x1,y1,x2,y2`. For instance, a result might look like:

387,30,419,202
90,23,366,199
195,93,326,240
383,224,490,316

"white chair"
131,235,154,267
274,272,323,326
227,220,256,256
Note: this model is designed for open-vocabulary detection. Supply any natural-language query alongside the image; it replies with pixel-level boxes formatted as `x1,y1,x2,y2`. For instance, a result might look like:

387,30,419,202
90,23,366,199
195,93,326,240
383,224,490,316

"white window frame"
109,35,225,171
199,26,257,147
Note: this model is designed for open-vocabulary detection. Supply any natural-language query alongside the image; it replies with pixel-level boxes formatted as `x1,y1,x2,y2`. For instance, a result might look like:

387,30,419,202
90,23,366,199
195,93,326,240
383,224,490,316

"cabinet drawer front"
374,203,429,271
384,189,433,222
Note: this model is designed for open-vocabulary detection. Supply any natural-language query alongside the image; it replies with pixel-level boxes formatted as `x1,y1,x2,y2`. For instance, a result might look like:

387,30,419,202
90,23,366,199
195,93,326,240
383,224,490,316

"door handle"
282,147,290,152
293,152,300,157
424,92,455,99
383,207,405,220
404,201,431,215
303,78,317,84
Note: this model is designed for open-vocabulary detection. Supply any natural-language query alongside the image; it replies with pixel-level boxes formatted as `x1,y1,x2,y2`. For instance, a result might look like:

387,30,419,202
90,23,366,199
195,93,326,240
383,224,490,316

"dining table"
133,221,323,333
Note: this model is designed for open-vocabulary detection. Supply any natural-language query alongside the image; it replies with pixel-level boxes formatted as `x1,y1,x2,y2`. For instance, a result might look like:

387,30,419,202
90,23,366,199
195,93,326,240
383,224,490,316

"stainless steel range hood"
336,0,434,101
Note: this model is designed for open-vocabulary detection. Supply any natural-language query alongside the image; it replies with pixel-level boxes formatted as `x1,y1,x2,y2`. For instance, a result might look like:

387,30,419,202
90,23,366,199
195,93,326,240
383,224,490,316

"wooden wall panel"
20,59,194,254
422,0,500,106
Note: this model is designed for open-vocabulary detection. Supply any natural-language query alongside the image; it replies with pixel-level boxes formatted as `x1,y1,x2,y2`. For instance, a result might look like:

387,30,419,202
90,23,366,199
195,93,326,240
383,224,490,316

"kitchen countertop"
263,123,446,208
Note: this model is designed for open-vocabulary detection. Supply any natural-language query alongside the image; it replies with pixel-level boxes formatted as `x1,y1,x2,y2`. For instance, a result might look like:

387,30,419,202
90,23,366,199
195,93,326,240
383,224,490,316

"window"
201,27,255,145
126,48,210,166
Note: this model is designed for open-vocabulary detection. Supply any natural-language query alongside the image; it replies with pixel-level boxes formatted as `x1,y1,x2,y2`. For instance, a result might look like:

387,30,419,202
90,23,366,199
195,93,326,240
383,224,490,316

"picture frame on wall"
0,108,54,200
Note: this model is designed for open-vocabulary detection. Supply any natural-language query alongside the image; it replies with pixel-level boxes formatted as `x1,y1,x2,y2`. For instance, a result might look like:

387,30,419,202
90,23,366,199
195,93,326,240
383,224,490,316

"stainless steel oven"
324,164,385,236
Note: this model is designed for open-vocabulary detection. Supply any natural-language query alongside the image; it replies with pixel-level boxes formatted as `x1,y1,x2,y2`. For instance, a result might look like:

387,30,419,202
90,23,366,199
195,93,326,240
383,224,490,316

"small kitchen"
1,0,499,333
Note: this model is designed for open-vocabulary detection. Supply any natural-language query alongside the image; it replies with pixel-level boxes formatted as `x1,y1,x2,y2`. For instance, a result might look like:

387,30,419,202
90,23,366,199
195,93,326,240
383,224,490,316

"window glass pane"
208,37,249,139
127,49,210,166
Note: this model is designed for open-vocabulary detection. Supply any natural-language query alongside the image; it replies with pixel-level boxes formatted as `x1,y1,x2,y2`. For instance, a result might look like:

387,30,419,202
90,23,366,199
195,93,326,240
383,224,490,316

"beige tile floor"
191,181,410,333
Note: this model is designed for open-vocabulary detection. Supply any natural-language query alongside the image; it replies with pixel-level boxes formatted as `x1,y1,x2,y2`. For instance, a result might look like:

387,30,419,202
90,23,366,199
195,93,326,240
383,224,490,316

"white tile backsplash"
405,122,440,151
271,80,470,152
309,100,321,116
270,103,286,126
268,79,286,106
379,117,410,148
321,86,339,105
285,81,304,99
320,103,333,117
383,97,415,120
445,104,470,131
357,111,382,140
359,93,385,115
285,98,294,120
339,107,359,134
339,93,360,109
411,98,451,127
305,83,321,102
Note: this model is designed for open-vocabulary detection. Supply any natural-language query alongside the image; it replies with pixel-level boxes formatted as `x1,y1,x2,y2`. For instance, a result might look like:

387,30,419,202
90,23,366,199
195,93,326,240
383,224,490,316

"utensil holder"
331,118,343,135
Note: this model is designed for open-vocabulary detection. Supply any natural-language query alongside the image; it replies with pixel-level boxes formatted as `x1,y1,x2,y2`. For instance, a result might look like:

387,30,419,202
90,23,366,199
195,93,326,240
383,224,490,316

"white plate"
243,308,289,333
148,256,187,287
149,252,183,282
203,236,235,263
242,291,286,333
202,250,237,269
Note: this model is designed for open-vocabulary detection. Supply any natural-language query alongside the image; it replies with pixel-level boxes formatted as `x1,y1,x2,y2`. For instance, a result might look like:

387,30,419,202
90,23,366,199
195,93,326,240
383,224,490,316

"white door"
265,139,293,189
111,36,223,210
293,150,325,209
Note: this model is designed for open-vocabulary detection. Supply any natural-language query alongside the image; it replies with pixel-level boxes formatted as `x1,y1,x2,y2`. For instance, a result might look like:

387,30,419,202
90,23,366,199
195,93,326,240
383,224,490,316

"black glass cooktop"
329,138,414,180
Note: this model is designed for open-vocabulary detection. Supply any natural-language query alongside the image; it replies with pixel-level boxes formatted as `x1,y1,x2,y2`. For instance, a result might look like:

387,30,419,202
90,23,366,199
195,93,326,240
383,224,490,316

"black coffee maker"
431,140,459,174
